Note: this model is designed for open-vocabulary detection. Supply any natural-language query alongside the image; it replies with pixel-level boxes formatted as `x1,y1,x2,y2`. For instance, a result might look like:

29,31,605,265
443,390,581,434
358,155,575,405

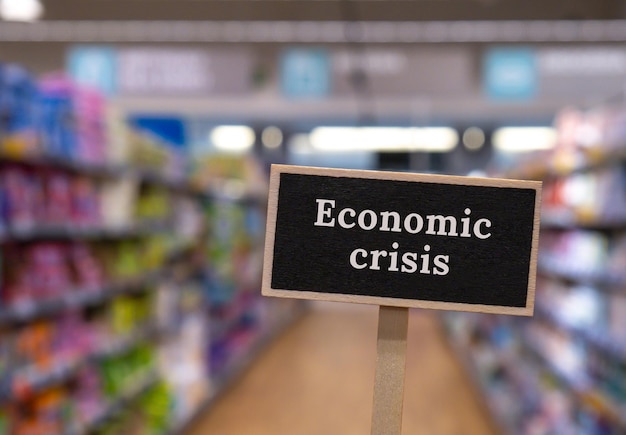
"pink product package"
1,166,45,229
70,243,104,290
71,177,101,228
55,312,93,360
73,87,106,165
29,243,72,300
39,74,107,165
44,171,73,226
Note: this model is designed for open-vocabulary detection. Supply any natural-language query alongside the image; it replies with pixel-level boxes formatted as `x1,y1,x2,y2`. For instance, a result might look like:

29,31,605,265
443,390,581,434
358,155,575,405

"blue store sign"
280,48,330,98
483,48,537,101
67,46,117,95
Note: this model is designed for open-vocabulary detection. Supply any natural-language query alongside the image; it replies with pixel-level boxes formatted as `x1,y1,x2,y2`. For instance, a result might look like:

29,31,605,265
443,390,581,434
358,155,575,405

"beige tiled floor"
186,303,498,435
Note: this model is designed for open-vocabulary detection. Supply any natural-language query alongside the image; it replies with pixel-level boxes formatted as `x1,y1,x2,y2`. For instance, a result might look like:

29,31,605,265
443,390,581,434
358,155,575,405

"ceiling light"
493,127,557,153
0,0,43,22
309,127,458,153
418,128,459,152
210,125,255,153
262,126,283,150
462,127,486,151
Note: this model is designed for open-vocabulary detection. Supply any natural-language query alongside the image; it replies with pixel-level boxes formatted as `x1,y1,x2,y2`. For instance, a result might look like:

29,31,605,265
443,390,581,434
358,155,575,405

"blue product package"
0,63,7,141
38,77,78,160
38,93,76,159
1,64,38,153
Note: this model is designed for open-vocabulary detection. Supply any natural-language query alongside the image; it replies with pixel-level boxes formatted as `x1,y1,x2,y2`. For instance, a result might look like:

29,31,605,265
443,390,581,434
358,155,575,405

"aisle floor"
186,303,498,435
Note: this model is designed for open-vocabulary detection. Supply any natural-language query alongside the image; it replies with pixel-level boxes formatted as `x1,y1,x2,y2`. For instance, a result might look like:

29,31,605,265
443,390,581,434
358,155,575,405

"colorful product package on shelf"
0,63,39,157
72,85,106,164
0,406,9,434
543,167,626,225
608,293,626,345
38,79,76,160
93,240,141,283
14,320,54,373
1,165,45,230
0,249,3,307
10,386,74,435
55,312,91,362
99,176,139,229
136,186,171,224
44,170,73,225
73,366,105,427
140,382,174,434
38,75,107,164
99,345,155,398
71,176,101,227
3,244,35,306
29,243,72,300
0,181,6,234
111,296,140,335
110,241,143,281
141,235,168,272
70,242,104,290
0,326,14,380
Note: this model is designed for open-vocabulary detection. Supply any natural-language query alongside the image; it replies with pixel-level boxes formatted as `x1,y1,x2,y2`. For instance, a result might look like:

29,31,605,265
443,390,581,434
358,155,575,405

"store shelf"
0,70,277,435
0,153,122,179
2,357,84,404
1,324,159,404
169,302,308,435
507,147,626,181
541,211,626,230
209,294,259,342
0,152,200,195
0,270,163,325
535,304,626,361
0,221,173,243
444,337,510,435
538,257,626,289
447,317,626,434
66,370,160,435
522,333,626,431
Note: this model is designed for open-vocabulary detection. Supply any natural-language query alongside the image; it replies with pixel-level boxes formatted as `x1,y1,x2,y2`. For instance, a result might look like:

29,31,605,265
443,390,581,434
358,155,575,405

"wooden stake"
371,305,409,435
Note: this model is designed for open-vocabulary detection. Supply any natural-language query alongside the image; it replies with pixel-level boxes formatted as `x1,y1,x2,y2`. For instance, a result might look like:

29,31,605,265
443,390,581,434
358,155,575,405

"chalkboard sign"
262,165,541,315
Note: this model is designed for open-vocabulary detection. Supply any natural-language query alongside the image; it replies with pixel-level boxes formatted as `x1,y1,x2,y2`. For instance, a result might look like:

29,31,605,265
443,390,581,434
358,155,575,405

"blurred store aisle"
186,303,497,435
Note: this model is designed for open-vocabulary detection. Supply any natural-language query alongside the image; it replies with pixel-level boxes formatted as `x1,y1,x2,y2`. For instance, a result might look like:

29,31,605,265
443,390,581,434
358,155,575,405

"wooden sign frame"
262,164,542,316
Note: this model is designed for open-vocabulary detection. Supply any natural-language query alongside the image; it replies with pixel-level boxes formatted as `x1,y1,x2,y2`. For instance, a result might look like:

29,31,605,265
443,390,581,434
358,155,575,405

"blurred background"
1,1,626,434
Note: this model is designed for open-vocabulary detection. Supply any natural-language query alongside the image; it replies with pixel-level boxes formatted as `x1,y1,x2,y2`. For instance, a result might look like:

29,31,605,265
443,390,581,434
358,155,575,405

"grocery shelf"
0,221,172,243
538,257,626,289
541,211,626,230
443,336,509,435
0,270,163,325
0,71,277,435
0,152,199,194
523,333,626,431
446,316,626,434
2,357,84,404
67,370,160,435
0,153,122,179
209,294,259,342
170,302,308,435
507,147,626,181
535,304,626,361
1,322,158,404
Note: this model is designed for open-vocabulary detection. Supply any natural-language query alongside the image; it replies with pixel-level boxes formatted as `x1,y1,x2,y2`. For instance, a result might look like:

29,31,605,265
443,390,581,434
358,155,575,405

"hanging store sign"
280,48,331,98
263,165,541,315
67,45,117,95
483,47,538,101
332,48,473,97
117,48,252,95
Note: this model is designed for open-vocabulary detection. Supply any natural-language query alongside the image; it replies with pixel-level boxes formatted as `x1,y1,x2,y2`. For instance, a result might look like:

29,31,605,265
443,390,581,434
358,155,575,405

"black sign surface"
262,165,541,315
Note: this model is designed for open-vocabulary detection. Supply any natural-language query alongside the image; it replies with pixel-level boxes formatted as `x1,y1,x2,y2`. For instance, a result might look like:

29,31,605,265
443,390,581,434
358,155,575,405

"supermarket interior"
2,1,626,434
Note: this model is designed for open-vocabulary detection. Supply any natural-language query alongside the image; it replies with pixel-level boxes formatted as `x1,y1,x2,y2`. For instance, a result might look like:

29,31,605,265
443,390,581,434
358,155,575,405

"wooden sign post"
262,165,541,434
